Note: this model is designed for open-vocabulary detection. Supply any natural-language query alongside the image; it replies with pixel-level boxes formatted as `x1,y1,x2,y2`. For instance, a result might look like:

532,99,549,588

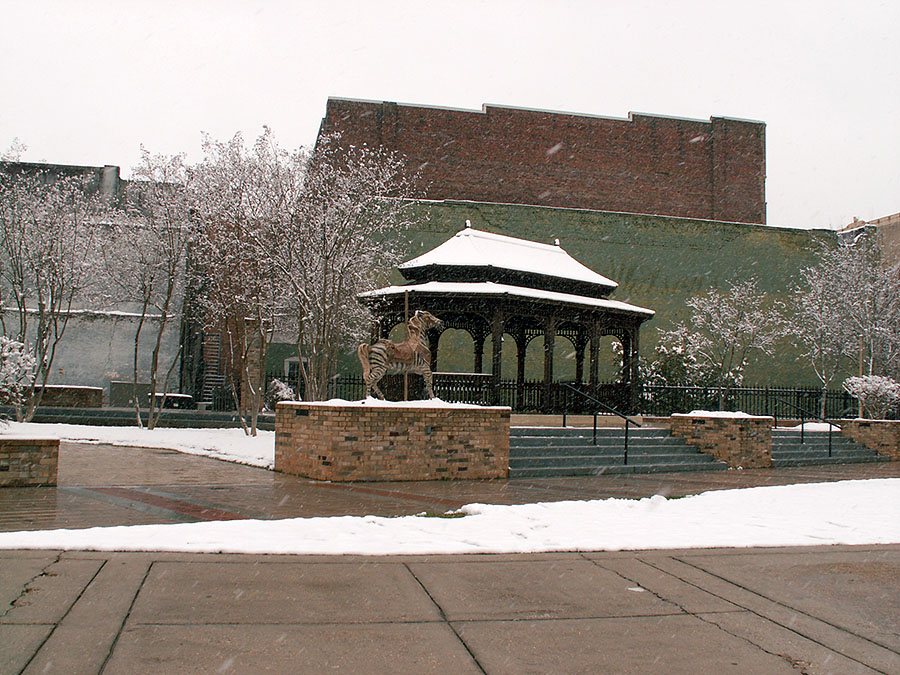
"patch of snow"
3,422,273,469
675,410,771,419
360,281,654,317
0,479,897,554
284,398,507,410
785,422,842,431
398,227,619,289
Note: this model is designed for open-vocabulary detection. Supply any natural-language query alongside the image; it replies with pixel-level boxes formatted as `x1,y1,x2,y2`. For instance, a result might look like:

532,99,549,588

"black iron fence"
249,372,882,419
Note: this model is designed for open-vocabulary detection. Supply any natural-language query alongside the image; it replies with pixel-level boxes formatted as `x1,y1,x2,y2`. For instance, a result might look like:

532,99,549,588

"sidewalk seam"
98,558,153,674
403,562,487,674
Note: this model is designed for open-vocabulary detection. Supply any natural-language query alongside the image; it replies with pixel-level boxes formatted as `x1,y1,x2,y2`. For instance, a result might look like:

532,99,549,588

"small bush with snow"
0,336,36,412
842,375,900,419
265,378,296,411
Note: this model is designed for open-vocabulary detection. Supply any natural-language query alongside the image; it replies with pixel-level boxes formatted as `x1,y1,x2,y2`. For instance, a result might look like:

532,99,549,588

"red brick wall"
839,419,900,460
319,98,766,224
275,402,510,481
670,413,773,468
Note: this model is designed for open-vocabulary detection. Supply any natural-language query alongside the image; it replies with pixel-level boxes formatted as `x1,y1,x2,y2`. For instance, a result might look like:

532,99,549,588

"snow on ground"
4,422,274,469
0,479,897,555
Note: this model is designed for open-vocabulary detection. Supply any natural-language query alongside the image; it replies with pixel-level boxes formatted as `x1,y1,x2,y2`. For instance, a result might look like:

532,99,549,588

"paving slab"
646,552,900,674
0,624,53,674
21,558,150,675
1,558,101,625
699,611,881,675
104,623,481,674
682,548,900,652
407,558,681,621
127,560,442,625
592,556,740,614
453,614,798,674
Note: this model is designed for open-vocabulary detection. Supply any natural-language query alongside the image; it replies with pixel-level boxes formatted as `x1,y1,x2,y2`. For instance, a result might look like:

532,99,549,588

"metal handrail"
772,396,840,457
561,384,641,465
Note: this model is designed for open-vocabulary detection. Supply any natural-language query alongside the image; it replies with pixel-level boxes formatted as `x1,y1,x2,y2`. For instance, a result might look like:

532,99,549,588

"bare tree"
824,233,900,380
0,166,111,420
653,277,782,408
188,128,296,435
106,149,193,428
271,133,418,401
786,261,855,416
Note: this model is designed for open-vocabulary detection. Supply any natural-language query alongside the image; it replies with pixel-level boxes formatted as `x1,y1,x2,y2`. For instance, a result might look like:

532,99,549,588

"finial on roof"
465,220,472,228
554,238,560,246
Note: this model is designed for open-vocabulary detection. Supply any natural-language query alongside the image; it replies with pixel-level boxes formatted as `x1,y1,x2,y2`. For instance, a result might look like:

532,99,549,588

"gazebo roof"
360,281,654,319
399,225,618,296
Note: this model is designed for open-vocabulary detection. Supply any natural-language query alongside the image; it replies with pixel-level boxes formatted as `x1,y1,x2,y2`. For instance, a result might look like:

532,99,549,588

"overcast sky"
2,0,897,230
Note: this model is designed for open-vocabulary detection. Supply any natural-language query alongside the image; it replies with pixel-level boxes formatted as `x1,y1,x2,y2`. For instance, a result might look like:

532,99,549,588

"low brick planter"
670,413,773,469
838,419,900,460
275,401,510,481
37,385,103,408
0,437,59,487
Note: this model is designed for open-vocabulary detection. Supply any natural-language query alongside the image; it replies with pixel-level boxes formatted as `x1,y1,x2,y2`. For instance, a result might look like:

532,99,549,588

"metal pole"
403,291,409,401
624,419,629,465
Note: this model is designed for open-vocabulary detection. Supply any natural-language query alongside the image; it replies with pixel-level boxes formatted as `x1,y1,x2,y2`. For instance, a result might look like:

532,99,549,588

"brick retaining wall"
0,437,59,487
275,402,510,481
670,413,773,469
838,420,900,461
37,385,103,408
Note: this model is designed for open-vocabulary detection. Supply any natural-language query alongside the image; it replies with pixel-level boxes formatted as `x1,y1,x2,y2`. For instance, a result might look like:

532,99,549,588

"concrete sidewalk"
2,441,899,673
3,545,899,673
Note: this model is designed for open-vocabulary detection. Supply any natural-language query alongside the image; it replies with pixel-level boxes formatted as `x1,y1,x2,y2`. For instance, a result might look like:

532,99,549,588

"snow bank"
676,410,771,419
305,397,507,410
1,479,897,555
3,422,274,469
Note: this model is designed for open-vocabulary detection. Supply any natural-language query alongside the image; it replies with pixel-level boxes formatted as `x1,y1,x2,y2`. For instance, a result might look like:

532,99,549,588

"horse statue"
357,310,442,399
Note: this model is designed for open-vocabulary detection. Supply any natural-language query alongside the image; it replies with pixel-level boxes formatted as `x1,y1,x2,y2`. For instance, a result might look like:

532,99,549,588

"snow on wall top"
399,226,618,290
360,281,654,317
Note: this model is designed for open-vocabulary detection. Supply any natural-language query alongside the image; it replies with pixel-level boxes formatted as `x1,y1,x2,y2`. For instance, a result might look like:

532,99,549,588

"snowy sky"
2,0,898,230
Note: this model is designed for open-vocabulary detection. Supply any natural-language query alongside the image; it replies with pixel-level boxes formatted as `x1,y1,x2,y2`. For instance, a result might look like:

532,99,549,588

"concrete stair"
771,429,888,467
509,427,728,478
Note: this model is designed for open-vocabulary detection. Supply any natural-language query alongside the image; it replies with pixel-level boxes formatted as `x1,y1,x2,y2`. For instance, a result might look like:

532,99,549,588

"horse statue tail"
357,343,372,380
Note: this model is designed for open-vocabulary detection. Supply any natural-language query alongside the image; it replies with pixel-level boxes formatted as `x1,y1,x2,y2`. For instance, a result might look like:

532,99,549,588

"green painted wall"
401,201,837,387
272,200,838,387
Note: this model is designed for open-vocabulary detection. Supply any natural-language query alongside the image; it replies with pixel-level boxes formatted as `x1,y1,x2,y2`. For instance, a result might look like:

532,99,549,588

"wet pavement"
1,441,899,673
2,441,900,533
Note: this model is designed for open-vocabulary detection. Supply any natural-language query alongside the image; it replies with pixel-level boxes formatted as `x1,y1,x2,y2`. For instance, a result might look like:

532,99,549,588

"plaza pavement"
1,440,899,673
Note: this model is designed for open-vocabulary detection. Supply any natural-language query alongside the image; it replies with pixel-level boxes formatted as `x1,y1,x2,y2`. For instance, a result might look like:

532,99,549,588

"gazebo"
359,224,654,413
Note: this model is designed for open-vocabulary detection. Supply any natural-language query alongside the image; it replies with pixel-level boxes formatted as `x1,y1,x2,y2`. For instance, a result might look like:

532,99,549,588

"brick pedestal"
670,413,773,469
838,419,900,460
275,402,510,481
0,437,59,487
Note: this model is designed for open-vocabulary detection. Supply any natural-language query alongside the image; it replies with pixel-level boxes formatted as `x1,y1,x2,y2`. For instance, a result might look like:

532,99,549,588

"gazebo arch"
360,225,654,413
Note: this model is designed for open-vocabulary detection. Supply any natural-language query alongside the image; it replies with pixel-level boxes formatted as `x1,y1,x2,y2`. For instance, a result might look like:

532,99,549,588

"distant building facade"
319,98,767,224
841,212,900,266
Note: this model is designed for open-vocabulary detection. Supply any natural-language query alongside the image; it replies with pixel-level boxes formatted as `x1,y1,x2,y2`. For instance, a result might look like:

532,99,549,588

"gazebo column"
516,333,527,410
491,310,504,405
589,322,600,392
543,316,556,413
574,334,588,385
429,327,443,373
626,325,641,414
473,329,487,374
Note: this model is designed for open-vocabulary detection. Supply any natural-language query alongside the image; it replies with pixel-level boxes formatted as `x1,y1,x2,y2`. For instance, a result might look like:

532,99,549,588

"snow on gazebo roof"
399,225,618,291
359,281,654,318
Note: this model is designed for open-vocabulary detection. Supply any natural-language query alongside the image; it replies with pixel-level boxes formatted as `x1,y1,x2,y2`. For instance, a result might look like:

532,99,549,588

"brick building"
319,98,767,224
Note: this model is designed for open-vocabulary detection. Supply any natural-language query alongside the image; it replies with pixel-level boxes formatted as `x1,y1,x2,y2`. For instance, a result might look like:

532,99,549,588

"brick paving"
0,440,898,533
